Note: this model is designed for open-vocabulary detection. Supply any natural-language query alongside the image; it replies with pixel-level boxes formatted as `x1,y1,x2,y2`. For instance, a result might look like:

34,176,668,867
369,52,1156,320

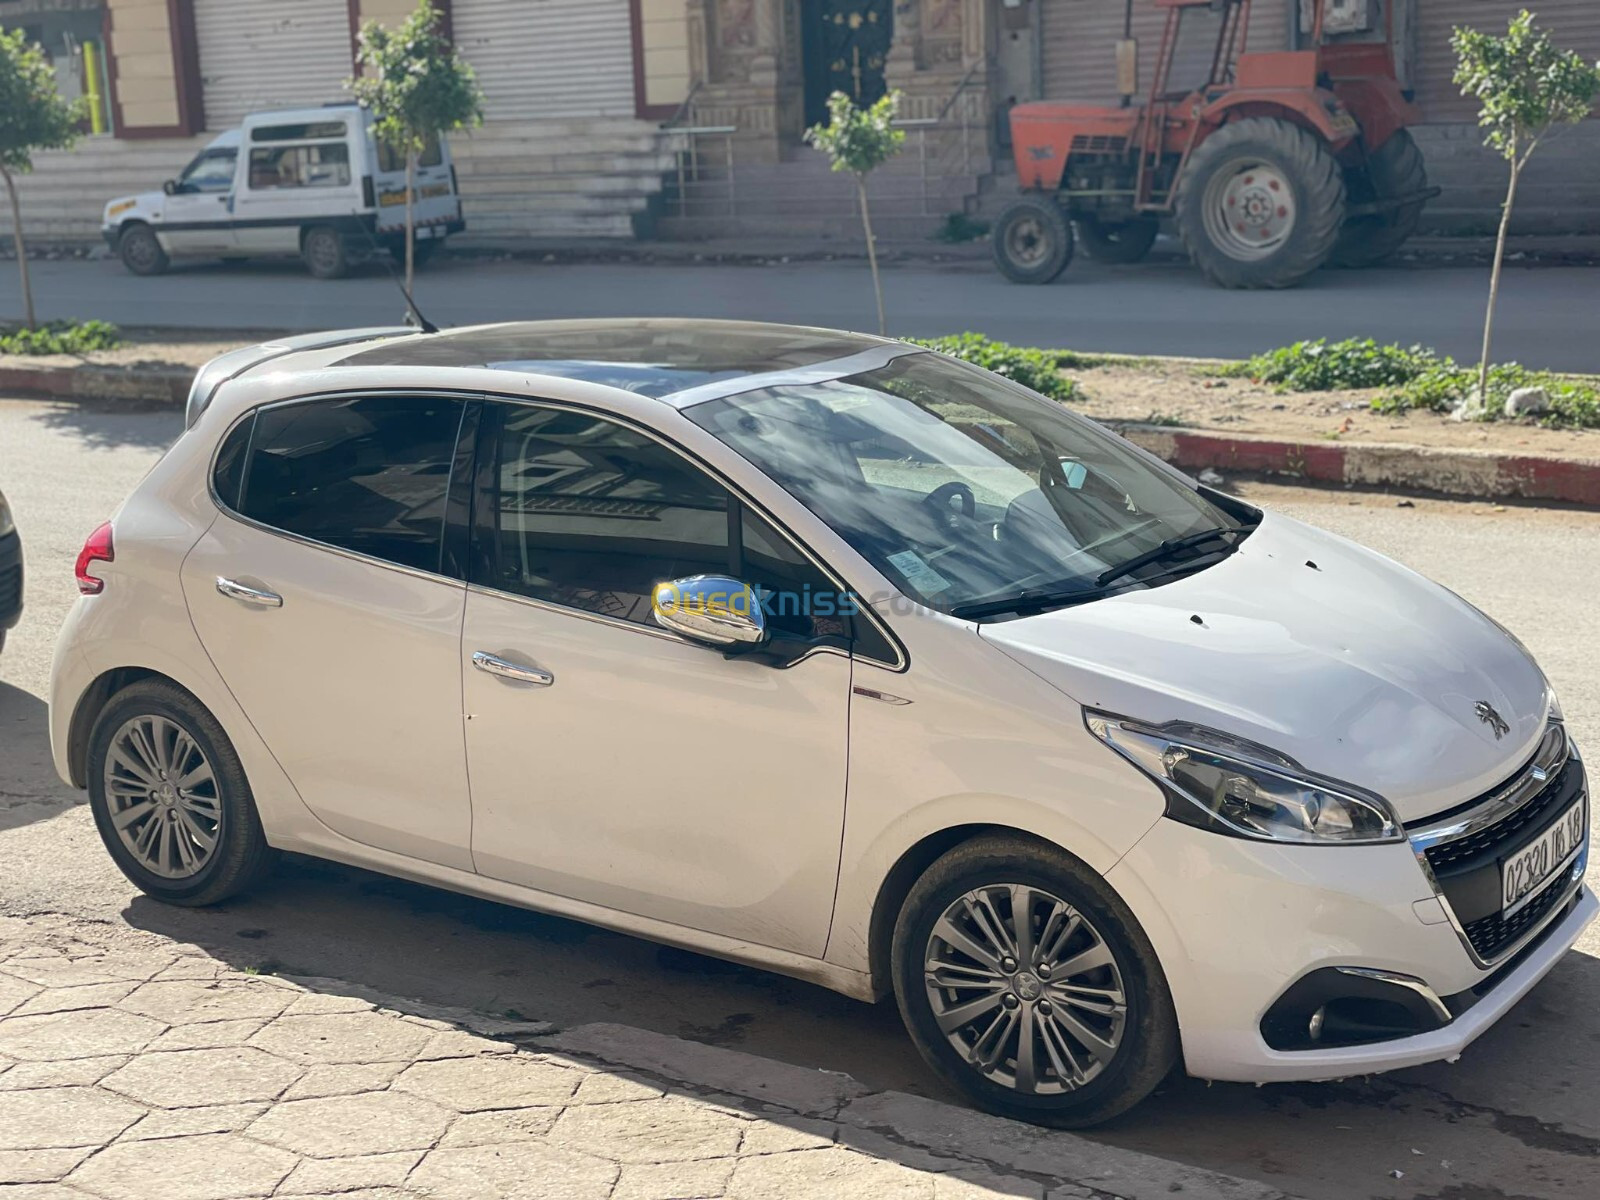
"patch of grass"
931,212,991,244
1244,337,1440,391
0,319,122,356
1373,361,1600,428
908,333,1081,403
1199,359,1255,379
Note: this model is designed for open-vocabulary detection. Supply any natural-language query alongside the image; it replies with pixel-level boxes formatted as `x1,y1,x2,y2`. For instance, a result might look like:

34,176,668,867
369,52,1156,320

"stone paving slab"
0,915,1301,1200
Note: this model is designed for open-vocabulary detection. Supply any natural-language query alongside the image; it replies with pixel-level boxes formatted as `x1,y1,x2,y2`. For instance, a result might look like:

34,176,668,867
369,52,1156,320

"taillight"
76,522,114,595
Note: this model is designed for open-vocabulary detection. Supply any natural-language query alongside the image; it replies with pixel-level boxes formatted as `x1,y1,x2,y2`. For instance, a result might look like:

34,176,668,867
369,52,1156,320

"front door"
181,393,476,871
803,0,895,128
461,401,853,956
158,146,239,255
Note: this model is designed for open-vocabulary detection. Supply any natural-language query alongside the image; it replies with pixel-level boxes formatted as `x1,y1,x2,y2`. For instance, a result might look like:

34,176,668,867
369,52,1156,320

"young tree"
348,1,482,300
0,27,84,330
806,91,906,337
1453,11,1599,401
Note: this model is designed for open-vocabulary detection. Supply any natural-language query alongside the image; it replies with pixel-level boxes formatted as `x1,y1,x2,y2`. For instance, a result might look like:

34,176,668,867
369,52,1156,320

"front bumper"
1108,809,1595,1083
0,530,22,630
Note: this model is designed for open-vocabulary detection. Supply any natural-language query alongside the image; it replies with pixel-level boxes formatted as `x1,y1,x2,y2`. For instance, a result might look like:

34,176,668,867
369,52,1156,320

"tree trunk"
857,176,886,337
1477,156,1521,403
404,151,417,302
1,166,38,331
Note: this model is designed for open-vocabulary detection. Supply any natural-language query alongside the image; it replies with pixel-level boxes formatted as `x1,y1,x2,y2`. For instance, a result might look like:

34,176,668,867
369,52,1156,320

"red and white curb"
1120,425,1600,507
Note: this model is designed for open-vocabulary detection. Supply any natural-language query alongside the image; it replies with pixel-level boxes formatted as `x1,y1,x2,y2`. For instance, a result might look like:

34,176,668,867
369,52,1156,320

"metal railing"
891,62,988,215
663,125,738,218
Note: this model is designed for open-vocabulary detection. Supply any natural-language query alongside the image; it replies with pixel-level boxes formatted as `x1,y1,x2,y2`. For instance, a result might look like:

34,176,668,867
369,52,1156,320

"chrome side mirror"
652,575,768,648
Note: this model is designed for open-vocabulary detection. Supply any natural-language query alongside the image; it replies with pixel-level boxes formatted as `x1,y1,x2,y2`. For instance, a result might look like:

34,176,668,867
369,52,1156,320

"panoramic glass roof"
336,320,886,398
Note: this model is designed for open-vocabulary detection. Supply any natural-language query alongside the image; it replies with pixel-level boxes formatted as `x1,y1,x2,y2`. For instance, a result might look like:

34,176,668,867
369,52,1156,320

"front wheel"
87,680,276,906
992,199,1074,285
1176,117,1346,289
892,835,1179,1128
117,224,169,276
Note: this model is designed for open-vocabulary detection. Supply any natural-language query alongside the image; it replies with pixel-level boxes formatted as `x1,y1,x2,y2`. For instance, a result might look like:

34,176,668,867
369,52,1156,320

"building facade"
3,0,1597,245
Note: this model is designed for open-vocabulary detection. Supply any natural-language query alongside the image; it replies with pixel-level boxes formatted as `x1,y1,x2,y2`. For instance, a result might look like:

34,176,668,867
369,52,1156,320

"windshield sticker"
888,550,951,596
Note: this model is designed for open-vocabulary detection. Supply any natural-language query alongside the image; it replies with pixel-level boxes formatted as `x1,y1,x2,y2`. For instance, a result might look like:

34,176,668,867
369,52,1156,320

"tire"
992,198,1074,284
1329,130,1428,268
892,834,1179,1128
87,679,276,906
117,223,169,276
1074,215,1159,265
1176,117,1346,289
301,225,350,280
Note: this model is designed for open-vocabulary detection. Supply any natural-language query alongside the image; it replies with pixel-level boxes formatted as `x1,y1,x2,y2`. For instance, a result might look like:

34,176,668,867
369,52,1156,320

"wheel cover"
1202,160,1296,261
1003,213,1053,269
123,231,159,269
306,232,341,272
924,884,1128,1094
104,716,221,880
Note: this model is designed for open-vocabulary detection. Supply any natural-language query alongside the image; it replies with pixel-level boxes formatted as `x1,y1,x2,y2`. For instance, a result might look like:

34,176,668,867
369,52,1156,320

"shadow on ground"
0,680,83,833
26,400,181,452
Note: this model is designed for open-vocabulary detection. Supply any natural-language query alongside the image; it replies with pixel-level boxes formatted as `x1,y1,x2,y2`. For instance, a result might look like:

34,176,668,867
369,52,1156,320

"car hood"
980,511,1551,822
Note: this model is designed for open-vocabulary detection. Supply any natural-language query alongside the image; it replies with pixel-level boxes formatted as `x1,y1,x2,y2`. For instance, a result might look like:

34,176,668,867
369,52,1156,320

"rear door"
373,132,459,239
181,393,477,870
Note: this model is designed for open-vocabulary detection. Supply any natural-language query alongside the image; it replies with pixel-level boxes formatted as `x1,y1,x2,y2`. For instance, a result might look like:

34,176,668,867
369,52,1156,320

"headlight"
0,491,13,538
1086,712,1402,844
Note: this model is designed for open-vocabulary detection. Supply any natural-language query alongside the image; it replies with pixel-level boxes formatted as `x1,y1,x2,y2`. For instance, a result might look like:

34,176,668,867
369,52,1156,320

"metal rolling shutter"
1414,1,1600,123
452,0,637,120
1041,0,1291,104
193,0,355,131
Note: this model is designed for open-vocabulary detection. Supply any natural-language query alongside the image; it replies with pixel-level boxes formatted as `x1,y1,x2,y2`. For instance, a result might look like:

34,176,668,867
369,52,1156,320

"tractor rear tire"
1176,117,1346,289
1329,130,1428,268
993,198,1074,285
1075,215,1159,265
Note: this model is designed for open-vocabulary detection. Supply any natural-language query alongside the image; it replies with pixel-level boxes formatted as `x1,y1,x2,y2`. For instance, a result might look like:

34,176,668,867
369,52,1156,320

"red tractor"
994,0,1437,289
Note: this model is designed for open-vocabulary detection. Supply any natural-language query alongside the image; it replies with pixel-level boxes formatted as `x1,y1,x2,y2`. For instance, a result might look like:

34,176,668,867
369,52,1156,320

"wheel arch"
1204,95,1355,150
67,666,181,788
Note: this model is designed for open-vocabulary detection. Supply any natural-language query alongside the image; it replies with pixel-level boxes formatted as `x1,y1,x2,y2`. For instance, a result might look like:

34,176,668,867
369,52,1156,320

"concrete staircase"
6,136,211,245
654,137,990,245
450,119,680,241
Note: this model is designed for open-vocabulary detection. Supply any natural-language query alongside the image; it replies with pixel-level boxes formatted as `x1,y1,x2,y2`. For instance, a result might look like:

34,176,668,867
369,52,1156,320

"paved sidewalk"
0,915,1293,1200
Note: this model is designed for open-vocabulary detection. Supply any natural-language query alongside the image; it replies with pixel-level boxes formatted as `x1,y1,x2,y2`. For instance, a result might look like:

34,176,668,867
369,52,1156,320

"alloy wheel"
1202,160,1297,260
924,884,1128,1094
103,715,222,880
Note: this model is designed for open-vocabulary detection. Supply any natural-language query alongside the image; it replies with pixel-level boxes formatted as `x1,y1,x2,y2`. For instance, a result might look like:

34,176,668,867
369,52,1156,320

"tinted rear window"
234,395,463,574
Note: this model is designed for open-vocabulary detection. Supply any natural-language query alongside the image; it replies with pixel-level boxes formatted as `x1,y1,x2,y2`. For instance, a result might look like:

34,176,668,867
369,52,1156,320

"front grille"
1069,134,1128,154
1424,773,1574,872
1460,867,1575,960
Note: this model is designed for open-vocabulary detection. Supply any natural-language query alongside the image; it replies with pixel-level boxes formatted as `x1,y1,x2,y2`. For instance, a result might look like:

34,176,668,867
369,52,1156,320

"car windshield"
685,351,1252,617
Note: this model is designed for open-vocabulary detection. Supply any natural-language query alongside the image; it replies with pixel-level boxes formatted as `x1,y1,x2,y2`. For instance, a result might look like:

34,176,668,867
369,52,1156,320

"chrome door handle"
215,577,283,608
471,651,554,687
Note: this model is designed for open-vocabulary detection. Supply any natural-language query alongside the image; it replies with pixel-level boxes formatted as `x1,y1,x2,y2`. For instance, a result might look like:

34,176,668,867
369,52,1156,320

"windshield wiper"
947,587,1105,621
1093,524,1252,589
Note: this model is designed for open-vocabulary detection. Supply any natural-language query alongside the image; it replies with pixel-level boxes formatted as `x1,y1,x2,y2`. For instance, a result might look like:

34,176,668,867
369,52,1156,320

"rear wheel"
87,680,276,906
992,198,1074,284
892,835,1179,1128
1074,215,1159,265
1177,117,1345,289
1329,130,1428,268
117,224,169,276
301,225,350,280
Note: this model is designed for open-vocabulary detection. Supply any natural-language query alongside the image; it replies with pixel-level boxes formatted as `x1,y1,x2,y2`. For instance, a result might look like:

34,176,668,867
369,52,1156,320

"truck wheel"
1177,117,1345,289
1329,130,1428,268
1075,216,1159,265
301,226,350,280
118,224,169,276
993,199,1074,284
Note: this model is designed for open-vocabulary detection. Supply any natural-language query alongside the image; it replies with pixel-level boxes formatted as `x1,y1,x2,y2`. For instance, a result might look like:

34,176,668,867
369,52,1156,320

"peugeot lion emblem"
1475,701,1510,739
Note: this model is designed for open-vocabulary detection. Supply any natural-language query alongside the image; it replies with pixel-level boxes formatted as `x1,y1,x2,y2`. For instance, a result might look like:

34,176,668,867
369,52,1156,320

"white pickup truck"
102,104,464,279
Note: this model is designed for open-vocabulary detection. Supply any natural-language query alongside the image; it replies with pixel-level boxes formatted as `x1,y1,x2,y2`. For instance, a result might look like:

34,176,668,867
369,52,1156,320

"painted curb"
0,362,190,406
1119,425,1600,507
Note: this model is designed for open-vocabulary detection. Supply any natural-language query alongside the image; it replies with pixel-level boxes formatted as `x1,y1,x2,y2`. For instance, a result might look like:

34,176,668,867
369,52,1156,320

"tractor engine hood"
980,512,1552,824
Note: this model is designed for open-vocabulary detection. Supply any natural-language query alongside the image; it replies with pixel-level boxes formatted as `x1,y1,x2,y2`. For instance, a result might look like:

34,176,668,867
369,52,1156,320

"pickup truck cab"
102,104,464,279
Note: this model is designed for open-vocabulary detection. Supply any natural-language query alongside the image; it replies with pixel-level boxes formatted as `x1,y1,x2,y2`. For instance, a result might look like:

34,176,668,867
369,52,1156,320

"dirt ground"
7,328,1600,461
1072,358,1600,458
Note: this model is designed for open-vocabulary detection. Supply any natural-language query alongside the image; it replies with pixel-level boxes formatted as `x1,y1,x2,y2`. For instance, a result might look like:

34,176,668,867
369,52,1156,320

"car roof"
331,319,895,401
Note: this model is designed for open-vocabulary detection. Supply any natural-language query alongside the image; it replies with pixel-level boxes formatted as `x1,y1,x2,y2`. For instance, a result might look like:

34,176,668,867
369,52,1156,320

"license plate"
1501,800,1585,915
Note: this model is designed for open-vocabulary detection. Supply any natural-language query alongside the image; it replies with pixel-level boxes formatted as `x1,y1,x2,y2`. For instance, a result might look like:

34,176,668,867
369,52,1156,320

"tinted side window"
741,508,848,642
486,406,732,624
238,396,463,574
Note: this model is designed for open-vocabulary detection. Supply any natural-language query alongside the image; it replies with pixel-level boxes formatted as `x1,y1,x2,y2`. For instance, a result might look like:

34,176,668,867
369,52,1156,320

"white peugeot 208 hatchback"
51,320,1593,1127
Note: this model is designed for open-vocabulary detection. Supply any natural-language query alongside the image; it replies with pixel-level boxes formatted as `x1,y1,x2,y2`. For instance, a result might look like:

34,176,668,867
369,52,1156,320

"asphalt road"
7,251,1600,371
2,396,1599,1200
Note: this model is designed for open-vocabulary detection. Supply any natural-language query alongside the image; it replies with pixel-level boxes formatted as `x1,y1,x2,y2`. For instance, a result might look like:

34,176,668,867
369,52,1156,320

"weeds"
908,333,1081,403
0,319,122,355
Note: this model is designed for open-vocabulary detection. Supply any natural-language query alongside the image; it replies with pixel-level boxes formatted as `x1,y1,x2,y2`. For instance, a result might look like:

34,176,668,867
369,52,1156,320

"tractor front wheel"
1075,215,1159,265
993,198,1074,284
1177,117,1346,289
1329,130,1428,268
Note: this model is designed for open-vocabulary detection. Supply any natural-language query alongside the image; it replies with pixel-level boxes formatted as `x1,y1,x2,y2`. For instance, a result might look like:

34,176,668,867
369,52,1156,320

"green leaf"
0,27,85,173
346,1,484,153
804,90,907,177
